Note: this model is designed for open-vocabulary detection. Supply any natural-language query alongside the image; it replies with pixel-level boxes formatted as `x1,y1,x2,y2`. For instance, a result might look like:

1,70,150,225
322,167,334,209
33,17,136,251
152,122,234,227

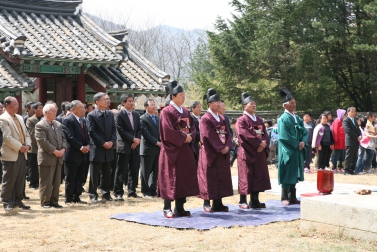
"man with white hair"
35,103,66,208
277,88,308,206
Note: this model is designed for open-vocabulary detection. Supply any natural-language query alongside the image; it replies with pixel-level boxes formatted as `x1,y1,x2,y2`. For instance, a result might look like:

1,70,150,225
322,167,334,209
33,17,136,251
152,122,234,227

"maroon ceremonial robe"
237,114,271,194
197,112,233,200
157,105,199,200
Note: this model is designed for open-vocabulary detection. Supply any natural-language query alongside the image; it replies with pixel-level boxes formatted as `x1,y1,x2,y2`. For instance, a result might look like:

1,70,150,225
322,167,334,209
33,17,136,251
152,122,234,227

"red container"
317,169,334,194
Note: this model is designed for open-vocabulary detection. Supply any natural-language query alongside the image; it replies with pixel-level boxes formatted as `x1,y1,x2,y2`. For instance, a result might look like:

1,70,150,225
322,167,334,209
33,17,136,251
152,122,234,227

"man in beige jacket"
0,97,31,211
35,103,66,208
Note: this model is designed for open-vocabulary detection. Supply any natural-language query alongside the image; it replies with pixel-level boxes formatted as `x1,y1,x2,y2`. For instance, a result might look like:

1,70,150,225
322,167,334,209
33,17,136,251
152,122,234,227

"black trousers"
82,161,90,187
114,151,140,196
318,144,332,169
60,162,65,184
25,153,31,181
140,154,158,196
0,161,2,183
89,161,112,199
304,144,313,168
110,149,117,190
29,153,39,188
64,160,86,202
344,145,359,174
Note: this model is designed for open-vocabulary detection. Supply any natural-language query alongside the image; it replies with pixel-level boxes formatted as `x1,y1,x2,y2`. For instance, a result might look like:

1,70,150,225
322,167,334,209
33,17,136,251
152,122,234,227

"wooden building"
0,0,170,113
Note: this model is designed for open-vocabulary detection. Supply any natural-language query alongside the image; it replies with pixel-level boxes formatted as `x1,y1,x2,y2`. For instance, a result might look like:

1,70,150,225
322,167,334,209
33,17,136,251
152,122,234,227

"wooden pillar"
77,73,86,103
15,92,22,115
36,78,47,104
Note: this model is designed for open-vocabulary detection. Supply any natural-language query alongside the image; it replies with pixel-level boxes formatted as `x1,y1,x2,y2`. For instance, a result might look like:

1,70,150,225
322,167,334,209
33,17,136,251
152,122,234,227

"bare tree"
84,8,207,83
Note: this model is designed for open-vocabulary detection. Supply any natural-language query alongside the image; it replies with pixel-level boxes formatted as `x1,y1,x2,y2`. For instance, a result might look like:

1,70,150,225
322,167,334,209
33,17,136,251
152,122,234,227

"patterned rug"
109,199,300,230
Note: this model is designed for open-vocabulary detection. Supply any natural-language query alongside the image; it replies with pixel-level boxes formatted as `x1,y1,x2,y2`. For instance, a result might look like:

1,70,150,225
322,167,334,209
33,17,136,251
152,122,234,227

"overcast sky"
82,0,235,30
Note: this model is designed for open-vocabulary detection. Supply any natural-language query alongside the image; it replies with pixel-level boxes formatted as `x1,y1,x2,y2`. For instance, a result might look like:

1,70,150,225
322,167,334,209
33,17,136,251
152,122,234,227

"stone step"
300,193,377,241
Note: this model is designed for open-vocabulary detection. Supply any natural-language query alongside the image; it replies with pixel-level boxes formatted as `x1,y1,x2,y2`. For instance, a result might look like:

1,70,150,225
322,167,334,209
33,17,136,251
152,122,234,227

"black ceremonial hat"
203,88,220,103
165,80,184,95
240,92,255,105
279,87,294,103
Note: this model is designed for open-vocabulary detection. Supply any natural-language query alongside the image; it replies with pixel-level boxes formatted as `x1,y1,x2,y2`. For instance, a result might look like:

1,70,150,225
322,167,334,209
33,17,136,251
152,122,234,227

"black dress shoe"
74,198,87,204
174,208,191,217
143,194,153,199
65,201,74,205
51,204,63,208
211,205,229,212
15,202,31,210
127,193,141,198
102,195,114,202
42,204,51,209
115,195,124,201
23,195,30,200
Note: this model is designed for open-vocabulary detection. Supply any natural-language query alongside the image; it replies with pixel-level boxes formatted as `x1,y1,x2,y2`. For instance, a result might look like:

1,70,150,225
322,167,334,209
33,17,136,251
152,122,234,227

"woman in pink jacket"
331,109,347,172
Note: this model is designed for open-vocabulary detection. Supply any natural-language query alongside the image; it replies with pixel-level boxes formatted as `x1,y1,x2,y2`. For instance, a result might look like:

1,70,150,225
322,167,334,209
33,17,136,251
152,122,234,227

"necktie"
79,118,87,145
50,121,54,130
152,115,157,125
352,118,356,126
13,117,25,144
128,112,134,129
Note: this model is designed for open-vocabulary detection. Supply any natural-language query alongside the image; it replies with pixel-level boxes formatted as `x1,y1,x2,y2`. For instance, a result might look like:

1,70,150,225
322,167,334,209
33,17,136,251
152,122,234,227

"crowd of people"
0,83,369,218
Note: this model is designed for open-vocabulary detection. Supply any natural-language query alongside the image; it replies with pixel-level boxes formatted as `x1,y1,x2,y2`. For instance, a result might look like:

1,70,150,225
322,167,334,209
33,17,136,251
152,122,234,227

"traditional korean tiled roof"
0,1,125,62
87,30,170,92
0,59,35,89
87,59,167,92
108,30,170,84
0,1,170,94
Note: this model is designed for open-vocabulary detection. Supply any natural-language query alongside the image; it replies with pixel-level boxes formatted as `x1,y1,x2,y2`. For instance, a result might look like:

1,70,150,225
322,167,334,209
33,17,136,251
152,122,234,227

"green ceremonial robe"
277,112,308,185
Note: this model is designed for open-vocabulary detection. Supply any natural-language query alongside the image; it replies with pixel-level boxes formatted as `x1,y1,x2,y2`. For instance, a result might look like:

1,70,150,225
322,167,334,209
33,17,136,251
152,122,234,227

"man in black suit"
190,101,201,157
342,107,361,175
56,101,70,123
62,100,90,204
114,94,141,200
86,93,116,203
26,102,43,190
140,98,161,198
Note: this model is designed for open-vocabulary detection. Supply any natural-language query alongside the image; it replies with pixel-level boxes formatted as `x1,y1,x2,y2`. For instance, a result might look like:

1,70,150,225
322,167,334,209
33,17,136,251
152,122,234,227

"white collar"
125,109,133,114
285,109,297,123
208,108,220,122
170,100,183,113
73,113,81,122
243,111,257,121
192,112,200,120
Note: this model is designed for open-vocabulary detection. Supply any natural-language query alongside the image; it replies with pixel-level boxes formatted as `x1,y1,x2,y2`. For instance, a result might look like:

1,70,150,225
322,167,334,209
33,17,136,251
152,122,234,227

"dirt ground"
1,165,376,252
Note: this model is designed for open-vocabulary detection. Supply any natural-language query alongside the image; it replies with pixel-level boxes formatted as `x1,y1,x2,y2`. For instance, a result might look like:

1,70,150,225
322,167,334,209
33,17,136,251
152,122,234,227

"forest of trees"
190,0,377,111
88,0,377,112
